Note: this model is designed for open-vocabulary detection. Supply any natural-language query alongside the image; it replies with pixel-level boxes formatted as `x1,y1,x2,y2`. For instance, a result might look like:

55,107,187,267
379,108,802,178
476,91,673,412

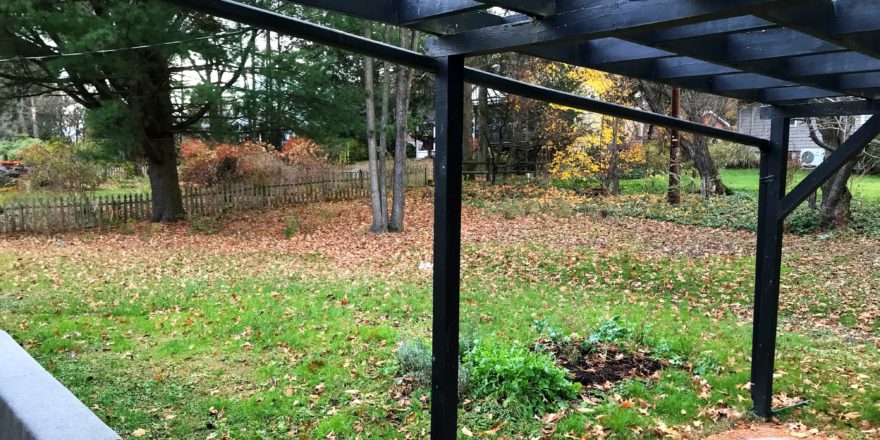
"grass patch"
618,168,880,200
0,195,878,438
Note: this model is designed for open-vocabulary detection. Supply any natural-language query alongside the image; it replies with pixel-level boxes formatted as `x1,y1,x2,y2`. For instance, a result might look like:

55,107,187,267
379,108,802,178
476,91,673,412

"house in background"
737,106,871,167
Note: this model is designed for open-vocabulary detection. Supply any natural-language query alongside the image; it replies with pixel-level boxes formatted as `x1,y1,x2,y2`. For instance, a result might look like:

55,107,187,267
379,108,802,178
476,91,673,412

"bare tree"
679,90,734,197
362,24,387,233
807,115,861,228
377,24,391,222
476,84,491,181
638,82,732,198
389,29,417,231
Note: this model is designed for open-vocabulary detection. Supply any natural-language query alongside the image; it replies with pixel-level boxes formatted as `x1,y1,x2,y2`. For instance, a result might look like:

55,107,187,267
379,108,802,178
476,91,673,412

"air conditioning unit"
799,148,825,168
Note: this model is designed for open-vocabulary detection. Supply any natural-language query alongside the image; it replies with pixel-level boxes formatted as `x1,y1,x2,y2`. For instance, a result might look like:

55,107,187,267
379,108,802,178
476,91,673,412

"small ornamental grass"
465,338,580,416
395,338,473,396
396,338,432,381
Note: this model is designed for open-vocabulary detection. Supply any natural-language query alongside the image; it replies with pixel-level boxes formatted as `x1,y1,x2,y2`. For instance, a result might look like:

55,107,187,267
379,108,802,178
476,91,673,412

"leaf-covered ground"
0,185,878,439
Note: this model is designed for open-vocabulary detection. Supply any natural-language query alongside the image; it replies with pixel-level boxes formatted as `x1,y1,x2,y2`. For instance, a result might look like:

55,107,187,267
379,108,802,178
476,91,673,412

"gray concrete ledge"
0,330,121,440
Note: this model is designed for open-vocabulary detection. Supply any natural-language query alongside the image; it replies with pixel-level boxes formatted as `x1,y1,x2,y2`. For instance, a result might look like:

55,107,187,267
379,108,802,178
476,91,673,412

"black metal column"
750,117,790,419
431,54,465,440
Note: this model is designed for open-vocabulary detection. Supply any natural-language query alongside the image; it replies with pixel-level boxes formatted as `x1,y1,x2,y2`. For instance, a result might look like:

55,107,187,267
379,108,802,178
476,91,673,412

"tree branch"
808,118,834,152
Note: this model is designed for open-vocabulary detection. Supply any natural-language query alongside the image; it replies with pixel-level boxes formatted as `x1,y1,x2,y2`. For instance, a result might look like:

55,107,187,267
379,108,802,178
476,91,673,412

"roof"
293,0,880,106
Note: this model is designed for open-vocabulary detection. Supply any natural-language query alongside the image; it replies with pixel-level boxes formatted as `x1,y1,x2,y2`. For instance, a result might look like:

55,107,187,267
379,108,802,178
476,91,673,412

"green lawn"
620,168,880,200
0,177,149,204
0,194,878,439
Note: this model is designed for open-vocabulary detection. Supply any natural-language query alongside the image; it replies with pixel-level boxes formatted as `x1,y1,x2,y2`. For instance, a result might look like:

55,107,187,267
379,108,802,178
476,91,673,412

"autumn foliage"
547,115,646,181
277,137,329,168
526,64,646,183
179,137,328,186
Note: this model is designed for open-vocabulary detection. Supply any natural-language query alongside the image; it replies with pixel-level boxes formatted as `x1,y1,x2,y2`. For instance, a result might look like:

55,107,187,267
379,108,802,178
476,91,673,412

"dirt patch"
704,423,833,439
538,338,663,388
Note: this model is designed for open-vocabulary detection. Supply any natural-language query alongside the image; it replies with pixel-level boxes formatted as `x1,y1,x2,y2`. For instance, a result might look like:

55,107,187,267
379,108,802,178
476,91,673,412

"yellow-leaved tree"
545,66,645,191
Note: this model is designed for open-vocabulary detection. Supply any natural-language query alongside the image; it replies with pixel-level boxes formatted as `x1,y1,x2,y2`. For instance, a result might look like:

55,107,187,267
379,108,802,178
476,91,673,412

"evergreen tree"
0,0,253,221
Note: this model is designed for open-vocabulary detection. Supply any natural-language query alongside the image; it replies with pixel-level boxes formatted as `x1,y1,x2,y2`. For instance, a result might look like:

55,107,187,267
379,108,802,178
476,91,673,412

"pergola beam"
167,0,771,148
287,0,870,102
785,52,880,78
760,86,843,102
759,0,880,59
652,28,843,63
641,15,774,44
616,31,861,98
398,0,485,25
761,100,880,118
463,69,770,147
426,0,815,56
591,27,844,68
514,32,852,100
476,0,555,17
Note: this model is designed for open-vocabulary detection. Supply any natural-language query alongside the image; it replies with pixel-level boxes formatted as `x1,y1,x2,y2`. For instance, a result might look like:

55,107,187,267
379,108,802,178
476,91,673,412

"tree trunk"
477,85,491,181
808,116,856,228
820,161,856,229
462,83,474,179
147,149,185,222
134,50,186,222
668,87,681,205
606,117,620,196
389,29,413,232
681,137,732,197
30,96,39,137
377,25,391,221
363,25,387,233
17,99,29,136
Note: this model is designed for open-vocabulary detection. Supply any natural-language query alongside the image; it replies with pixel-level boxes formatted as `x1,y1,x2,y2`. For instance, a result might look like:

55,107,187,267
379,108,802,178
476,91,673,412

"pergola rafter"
161,0,880,438
423,0,811,56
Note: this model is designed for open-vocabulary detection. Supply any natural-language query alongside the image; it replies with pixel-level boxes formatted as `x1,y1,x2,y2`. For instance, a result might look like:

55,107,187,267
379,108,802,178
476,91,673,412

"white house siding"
737,106,870,166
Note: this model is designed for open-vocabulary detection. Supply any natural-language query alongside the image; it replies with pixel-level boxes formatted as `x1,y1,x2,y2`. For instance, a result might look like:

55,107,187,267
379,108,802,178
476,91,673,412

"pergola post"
750,116,789,419
431,54,465,440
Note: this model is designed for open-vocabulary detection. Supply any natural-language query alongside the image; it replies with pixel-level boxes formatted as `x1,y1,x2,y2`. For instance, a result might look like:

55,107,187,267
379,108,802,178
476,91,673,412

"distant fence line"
98,164,149,180
0,165,429,234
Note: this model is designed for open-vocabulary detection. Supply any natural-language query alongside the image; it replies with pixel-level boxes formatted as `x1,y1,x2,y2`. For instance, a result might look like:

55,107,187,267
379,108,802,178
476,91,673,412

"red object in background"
0,161,22,167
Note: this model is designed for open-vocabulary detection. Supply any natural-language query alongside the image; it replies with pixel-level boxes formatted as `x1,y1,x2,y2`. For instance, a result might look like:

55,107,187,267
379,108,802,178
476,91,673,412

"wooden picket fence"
0,165,430,233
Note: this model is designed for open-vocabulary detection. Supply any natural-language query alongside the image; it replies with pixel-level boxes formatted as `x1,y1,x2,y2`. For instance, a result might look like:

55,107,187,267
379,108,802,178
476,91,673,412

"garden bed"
538,338,663,389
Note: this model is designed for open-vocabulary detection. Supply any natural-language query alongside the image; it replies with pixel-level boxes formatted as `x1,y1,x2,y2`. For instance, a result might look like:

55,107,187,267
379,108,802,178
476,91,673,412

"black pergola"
162,0,880,437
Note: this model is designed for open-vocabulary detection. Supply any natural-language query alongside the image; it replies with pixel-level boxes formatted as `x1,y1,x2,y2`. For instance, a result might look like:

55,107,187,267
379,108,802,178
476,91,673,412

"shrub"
465,338,580,416
179,138,281,186
0,136,39,160
395,337,473,396
18,139,104,192
396,338,432,381
277,137,329,168
785,206,820,234
710,142,760,169
851,199,880,236
242,153,294,185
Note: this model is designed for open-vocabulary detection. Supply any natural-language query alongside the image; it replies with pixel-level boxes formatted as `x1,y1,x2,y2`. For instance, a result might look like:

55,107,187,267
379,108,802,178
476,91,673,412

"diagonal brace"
778,114,880,219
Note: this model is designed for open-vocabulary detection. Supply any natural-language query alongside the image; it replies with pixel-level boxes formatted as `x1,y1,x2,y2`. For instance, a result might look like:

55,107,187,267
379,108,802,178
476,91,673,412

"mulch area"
537,338,663,389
